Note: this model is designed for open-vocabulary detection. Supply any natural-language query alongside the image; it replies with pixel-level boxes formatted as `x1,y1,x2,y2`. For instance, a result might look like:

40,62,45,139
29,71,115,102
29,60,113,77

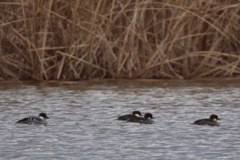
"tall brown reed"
0,0,239,80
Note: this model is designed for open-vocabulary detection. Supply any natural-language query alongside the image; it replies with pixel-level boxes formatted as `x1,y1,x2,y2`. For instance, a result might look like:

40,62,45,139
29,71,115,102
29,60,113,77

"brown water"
0,80,240,160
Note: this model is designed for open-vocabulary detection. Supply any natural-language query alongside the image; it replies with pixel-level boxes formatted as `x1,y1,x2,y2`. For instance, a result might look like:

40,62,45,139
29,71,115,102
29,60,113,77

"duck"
193,114,220,126
16,113,49,125
118,111,142,121
127,113,154,124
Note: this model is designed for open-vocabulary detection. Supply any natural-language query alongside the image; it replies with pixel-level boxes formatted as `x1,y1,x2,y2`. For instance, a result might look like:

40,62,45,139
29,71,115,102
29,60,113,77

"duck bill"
46,116,50,119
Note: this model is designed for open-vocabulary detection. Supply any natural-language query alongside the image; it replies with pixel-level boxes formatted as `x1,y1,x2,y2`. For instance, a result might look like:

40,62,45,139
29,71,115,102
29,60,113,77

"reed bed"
0,0,239,80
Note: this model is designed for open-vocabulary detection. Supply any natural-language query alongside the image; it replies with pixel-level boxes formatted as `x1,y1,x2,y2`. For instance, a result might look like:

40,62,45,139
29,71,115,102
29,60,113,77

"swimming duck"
17,113,49,125
193,114,220,126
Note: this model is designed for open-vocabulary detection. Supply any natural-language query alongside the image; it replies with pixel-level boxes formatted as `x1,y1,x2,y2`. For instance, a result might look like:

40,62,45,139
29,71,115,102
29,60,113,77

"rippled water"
0,80,240,160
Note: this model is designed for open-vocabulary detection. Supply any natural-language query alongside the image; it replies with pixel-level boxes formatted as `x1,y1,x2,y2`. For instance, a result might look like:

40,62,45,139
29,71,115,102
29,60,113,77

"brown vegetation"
0,0,239,81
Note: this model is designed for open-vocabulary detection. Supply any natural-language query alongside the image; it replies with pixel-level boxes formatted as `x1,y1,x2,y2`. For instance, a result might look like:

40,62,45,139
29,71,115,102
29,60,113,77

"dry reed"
0,0,239,80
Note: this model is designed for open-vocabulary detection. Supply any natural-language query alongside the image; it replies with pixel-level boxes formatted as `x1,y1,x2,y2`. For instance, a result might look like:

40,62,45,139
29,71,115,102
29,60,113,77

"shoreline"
1,77,240,84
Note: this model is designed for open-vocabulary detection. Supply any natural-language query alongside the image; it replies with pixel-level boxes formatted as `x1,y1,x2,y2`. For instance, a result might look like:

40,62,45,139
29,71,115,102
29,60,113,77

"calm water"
0,80,240,160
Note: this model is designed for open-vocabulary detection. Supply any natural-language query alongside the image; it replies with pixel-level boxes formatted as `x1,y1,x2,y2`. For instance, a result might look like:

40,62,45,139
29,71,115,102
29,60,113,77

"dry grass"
0,0,239,80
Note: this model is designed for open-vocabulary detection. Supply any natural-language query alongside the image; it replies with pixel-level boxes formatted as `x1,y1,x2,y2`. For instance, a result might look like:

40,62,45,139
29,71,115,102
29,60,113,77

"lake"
0,79,240,160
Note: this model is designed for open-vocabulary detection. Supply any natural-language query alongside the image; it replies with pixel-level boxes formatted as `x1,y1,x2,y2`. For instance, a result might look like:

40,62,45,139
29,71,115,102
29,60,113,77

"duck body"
127,113,154,124
118,111,142,121
17,113,49,125
193,114,220,126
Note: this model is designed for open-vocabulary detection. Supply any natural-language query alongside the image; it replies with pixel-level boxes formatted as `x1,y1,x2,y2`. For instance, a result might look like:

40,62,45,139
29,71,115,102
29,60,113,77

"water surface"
0,80,240,160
